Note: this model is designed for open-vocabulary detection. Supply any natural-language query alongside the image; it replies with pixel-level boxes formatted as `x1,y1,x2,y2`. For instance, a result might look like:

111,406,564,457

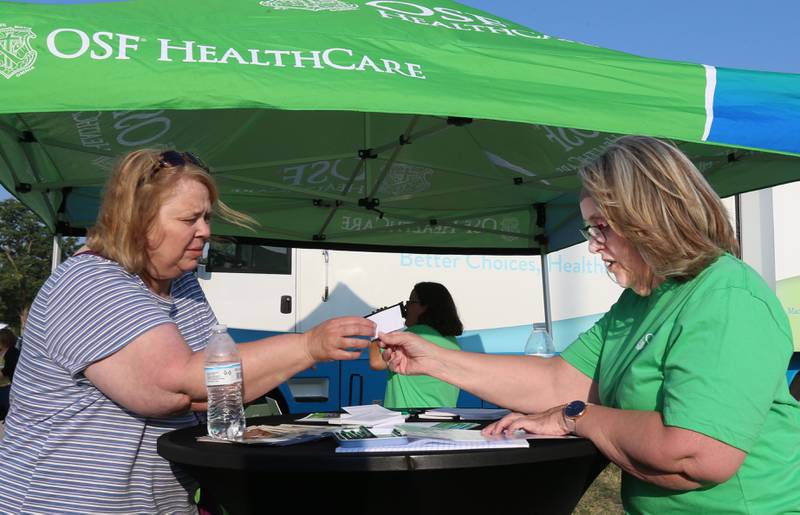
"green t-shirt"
561,254,800,514
383,324,460,409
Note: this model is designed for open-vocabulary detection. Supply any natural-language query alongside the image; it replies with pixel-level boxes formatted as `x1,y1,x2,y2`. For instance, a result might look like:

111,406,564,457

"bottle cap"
532,322,547,330
211,324,228,333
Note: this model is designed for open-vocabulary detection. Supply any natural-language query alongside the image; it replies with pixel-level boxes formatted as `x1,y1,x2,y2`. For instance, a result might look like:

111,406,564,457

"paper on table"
335,437,529,453
429,421,480,430
397,423,579,442
365,303,405,339
196,424,332,446
396,423,528,443
372,422,478,432
415,411,459,421
522,434,582,440
396,424,487,441
329,404,406,427
296,412,341,423
424,408,511,421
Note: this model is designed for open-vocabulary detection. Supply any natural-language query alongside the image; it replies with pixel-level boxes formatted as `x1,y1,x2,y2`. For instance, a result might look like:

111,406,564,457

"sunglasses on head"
156,150,209,172
140,150,210,187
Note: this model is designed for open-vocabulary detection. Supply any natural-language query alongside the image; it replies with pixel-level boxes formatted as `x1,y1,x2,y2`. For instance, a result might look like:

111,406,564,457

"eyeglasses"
401,300,420,316
579,223,608,243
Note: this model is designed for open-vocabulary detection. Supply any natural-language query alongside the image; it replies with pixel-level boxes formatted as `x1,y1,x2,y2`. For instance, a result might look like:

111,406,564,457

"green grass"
573,463,623,514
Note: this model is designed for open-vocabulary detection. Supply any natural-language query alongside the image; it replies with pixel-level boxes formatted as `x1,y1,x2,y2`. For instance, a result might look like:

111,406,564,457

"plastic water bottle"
524,322,555,357
205,324,245,440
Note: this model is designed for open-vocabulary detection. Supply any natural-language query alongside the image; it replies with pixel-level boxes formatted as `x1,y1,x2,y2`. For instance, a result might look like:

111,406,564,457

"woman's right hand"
302,316,376,363
377,331,440,376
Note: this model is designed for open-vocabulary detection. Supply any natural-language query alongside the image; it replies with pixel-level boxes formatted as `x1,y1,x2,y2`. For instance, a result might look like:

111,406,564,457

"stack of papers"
397,422,580,442
330,405,406,427
335,437,528,453
335,421,533,453
197,424,331,446
414,411,459,421
297,405,406,427
396,424,495,441
295,412,341,423
423,408,511,421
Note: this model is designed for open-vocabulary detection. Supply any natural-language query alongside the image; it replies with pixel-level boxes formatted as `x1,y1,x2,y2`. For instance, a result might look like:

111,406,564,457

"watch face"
564,400,586,418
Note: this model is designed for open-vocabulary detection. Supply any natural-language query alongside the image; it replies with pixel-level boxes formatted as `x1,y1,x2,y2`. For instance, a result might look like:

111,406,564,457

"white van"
196,186,800,413
197,242,622,413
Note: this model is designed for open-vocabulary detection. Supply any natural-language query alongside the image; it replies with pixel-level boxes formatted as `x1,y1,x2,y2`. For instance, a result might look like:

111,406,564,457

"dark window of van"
206,241,291,275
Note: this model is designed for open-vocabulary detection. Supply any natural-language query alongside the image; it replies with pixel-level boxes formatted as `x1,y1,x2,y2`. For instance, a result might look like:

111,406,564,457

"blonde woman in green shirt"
369,282,462,409
379,136,800,514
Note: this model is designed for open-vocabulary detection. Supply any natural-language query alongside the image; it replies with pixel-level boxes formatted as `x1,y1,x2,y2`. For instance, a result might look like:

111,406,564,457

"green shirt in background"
561,254,800,514
383,324,460,409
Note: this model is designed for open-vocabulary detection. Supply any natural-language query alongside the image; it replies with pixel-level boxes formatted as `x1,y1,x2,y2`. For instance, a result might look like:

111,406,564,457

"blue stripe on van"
788,353,800,383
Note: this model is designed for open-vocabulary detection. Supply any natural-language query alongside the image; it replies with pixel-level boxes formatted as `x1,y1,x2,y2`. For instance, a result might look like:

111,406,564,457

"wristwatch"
562,400,588,434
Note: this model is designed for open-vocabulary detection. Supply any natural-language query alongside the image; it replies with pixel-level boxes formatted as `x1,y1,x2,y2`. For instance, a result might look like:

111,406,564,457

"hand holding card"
365,303,405,339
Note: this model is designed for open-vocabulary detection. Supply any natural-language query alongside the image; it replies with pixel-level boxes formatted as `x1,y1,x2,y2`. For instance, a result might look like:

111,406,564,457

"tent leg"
540,248,553,337
51,235,62,273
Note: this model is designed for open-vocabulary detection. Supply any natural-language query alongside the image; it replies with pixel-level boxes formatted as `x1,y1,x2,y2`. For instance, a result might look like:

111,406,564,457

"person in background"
370,282,462,409
0,149,375,514
0,326,19,420
379,136,800,513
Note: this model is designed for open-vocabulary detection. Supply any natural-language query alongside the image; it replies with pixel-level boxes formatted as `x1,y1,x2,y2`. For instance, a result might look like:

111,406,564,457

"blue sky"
460,0,799,74
2,0,797,201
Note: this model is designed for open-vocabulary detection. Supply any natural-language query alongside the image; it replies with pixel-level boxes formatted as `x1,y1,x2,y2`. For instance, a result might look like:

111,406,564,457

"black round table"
157,415,605,515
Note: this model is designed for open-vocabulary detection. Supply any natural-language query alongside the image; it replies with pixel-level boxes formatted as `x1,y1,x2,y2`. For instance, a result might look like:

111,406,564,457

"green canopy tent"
2,0,800,327
2,0,800,251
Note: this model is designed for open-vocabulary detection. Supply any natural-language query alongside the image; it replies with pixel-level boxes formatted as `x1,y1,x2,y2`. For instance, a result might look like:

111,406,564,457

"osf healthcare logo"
258,0,358,11
0,24,37,79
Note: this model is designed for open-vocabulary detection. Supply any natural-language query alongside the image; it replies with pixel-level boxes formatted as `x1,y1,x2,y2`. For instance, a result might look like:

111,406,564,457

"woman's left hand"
481,404,571,436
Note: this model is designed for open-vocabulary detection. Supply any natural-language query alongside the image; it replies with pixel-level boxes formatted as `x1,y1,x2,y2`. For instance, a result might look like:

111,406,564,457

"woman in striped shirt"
0,149,375,514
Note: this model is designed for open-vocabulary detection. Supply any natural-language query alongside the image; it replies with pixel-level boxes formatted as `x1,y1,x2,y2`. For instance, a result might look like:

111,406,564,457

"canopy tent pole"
540,246,553,338
51,235,62,272
534,202,553,336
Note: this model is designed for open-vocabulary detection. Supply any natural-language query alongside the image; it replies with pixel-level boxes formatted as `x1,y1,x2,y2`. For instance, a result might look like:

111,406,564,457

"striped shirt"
0,254,216,514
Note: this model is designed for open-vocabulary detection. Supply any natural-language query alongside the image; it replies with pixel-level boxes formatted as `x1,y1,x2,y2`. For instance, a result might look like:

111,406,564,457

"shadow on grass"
573,463,623,514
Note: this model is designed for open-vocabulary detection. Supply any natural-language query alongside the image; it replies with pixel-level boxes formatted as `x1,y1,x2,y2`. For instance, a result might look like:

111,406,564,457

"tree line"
0,199,79,333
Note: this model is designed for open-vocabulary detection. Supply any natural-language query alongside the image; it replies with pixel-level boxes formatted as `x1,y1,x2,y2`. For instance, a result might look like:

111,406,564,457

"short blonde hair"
580,136,739,281
87,149,253,276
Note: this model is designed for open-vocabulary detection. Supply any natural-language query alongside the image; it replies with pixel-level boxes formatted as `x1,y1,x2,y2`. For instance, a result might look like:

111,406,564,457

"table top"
157,415,599,473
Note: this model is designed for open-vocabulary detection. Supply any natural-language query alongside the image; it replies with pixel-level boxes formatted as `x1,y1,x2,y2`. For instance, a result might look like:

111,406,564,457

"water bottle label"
205,363,243,386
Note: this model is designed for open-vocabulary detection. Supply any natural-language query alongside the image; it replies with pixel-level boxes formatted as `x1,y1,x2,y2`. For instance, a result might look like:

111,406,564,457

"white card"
365,303,405,338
